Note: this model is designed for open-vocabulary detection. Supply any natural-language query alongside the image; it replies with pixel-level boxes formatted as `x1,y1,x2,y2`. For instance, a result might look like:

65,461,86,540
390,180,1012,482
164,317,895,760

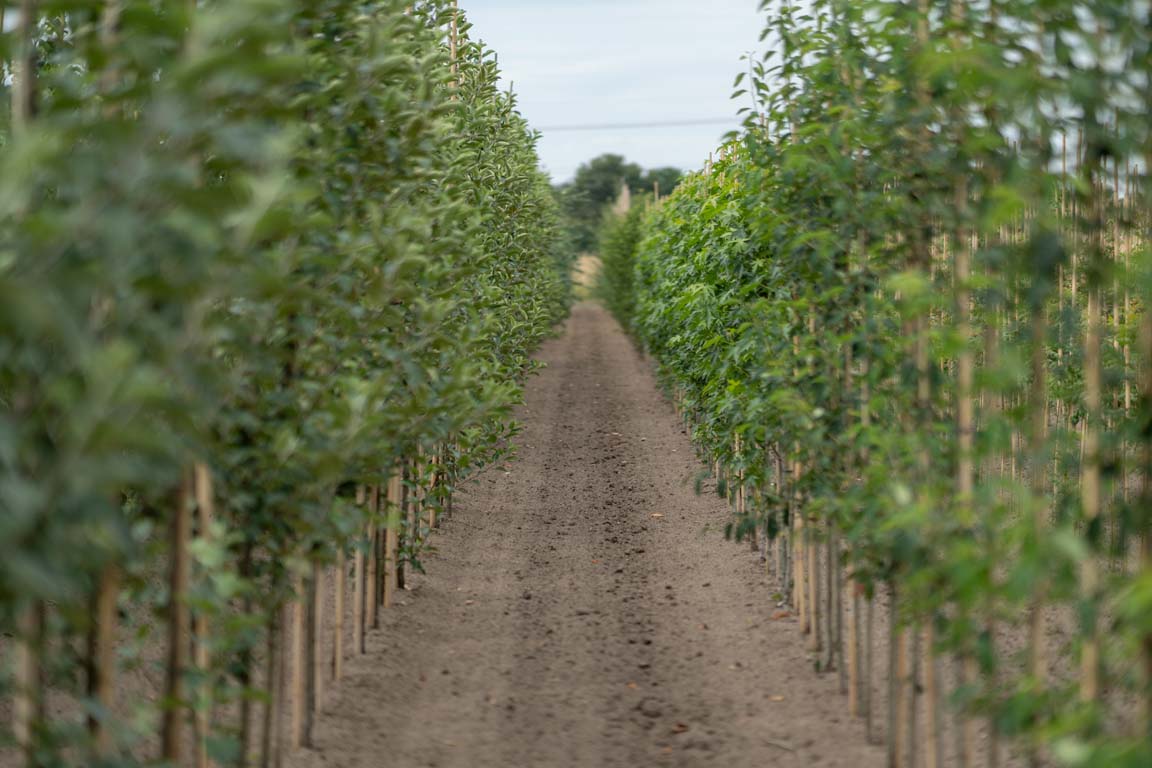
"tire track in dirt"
287,301,884,768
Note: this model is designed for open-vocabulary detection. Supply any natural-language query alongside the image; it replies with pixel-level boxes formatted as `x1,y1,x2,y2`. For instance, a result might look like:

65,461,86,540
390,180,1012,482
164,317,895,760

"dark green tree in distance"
556,153,681,251
640,166,682,197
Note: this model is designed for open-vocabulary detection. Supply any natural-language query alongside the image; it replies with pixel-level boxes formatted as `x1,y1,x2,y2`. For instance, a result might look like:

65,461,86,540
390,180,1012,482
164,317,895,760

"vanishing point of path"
287,302,884,768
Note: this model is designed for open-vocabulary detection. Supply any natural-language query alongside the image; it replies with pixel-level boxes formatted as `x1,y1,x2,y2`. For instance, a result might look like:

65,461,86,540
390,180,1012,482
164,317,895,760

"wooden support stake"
794,476,807,630
312,562,324,715
807,520,821,653
12,0,37,134
87,563,120,758
1080,124,1105,704
428,450,439,531
273,607,286,768
333,551,345,681
887,587,904,768
827,525,839,675
193,463,214,768
864,596,874,743
354,486,365,654
408,457,419,556
258,612,280,768
923,625,941,768
367,486,379,629
13,603,43,765
906,629,920,768
384,470,401,609
162,470,193,763
290,577,304,749
397,461,413,592
848,570,860,717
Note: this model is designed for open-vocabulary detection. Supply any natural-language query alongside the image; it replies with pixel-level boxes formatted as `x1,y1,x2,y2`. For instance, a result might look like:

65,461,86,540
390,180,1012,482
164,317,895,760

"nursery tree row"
602,1,1152,766
0,1,570,765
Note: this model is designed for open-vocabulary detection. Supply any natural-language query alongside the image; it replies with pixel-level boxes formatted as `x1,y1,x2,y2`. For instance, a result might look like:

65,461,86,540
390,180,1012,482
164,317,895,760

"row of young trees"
0,1,570,765
602,1,1151,766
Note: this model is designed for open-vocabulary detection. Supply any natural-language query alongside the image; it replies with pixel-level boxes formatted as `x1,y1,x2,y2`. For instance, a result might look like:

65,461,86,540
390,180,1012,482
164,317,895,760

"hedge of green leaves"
595,200,647,333
622,1,1152,766
0,1,568,763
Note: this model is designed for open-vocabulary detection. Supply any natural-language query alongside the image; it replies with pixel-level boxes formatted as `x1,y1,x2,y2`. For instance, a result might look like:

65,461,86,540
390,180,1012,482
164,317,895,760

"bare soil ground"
286,302,884,768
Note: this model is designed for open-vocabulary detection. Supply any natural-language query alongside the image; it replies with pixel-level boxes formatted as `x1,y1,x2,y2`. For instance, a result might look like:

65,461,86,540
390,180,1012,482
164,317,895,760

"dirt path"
288,302,884,768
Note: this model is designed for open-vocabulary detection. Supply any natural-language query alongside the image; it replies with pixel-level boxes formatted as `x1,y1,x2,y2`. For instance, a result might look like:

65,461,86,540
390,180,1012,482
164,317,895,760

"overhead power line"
535,117,736,133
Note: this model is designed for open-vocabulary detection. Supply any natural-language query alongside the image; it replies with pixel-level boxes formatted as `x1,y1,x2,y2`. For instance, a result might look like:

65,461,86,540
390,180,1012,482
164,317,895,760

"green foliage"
0,1,568,763
628,0,1152,763
596,202,648,331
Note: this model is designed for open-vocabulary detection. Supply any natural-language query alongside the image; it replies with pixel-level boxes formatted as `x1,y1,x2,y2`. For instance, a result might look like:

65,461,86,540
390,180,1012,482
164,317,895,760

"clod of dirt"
637,698,663,718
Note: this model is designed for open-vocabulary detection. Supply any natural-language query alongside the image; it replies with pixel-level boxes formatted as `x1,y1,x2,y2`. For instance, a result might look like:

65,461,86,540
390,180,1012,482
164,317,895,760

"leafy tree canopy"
555,153,681,252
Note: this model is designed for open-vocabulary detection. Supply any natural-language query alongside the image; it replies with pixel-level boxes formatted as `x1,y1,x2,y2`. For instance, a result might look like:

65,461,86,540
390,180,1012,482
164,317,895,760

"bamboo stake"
12,0,37,134
333,550,345,681
956,654,976,766
384,470,401,609
258,612,279,768
805,310,821,654
290,577,304,749
376,516,385,610
774,448,787,589
88,563,120,758
855,328,872,726
193,463,214,768
409,456,420,558
13,603,43,766
354,486,365,654
887,587,904,768
1028,243,1050,766
735,435,757,552
367,486,378,629
953,90,978,768
425,448,436,532
1141,309,1152,736
272,607,286,768
312,562,324,716
907,629,919,768
1080,125,1104,703
807,519,820,654
1124,160,1133,425
398,461,413,592
986,607,1000,768
161,470,193,763
865,595,875,743
826,524,837,672
445,442,455,520
923,624,941,768
833,526,844,687
430,448,441,530
794,473,808,630
1142,125,1152,735
848,576,860,713
98,0,122,102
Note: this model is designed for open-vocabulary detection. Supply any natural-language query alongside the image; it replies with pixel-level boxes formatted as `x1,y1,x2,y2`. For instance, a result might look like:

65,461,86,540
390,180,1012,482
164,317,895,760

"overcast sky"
464,1,768,183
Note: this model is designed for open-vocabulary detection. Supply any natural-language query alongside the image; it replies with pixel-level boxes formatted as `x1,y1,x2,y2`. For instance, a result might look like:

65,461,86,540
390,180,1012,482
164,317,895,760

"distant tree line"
554,154,681,252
